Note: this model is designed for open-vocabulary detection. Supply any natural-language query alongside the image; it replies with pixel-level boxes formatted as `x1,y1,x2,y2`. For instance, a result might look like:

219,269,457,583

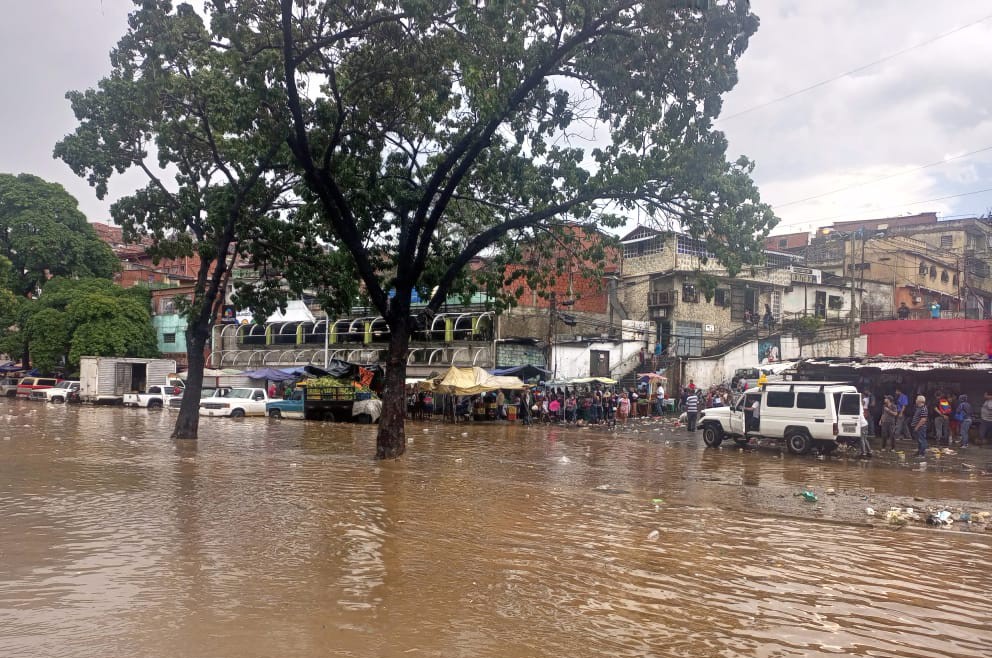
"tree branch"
279,0,388,313
409,2,637,280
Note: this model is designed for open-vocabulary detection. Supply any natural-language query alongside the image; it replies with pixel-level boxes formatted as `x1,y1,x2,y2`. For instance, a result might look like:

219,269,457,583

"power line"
774,186,992,231
719,12,992,123
772,145,992,210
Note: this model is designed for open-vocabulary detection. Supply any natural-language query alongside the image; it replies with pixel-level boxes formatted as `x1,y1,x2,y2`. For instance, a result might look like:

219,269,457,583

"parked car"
199,387,271,418
122,377,185,409
168,387,231,410
16,377,61,399
1,376,22,397
33,380,80,403
266,390,305,419
698,381,863,455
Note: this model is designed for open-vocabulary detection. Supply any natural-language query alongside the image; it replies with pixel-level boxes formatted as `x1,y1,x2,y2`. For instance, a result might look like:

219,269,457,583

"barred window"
676,235,713,258
622,237,665,259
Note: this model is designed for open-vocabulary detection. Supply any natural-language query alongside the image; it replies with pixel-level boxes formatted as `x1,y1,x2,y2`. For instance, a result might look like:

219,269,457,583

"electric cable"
719,12,992,122
773,145,992,210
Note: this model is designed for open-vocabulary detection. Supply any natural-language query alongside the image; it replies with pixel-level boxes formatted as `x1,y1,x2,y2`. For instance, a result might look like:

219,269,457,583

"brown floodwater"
1,399,991,658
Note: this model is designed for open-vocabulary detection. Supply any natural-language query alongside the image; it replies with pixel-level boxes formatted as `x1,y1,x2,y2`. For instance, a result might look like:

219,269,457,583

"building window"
622,237,665,259
682,282,699,303
778,238,788,248
919,262,927,275
163,333,177,344
714,289,729,307
953,273,959,286
941,270,949,283
676,235,713,259
160,299,176,314
672,321,703,357
827,295,843,310
940,235,953,248
930,265,937,279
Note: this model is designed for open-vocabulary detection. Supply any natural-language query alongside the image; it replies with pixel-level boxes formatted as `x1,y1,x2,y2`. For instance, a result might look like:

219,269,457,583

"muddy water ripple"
1,400,990,657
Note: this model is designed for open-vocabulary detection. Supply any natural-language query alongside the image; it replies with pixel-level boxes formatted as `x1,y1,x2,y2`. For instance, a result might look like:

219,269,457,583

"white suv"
698,381,863,455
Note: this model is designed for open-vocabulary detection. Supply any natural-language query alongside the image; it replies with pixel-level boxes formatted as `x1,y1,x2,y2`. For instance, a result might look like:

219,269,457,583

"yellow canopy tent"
432,367,525,395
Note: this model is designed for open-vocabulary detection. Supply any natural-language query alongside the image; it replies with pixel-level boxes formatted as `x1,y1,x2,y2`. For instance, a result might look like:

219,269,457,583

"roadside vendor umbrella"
570,376,617,385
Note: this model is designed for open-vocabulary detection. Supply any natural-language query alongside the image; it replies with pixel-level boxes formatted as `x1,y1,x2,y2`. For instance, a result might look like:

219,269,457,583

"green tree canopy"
59,1,776,458
0,173,117,296
264,0,777,457
55,0,296,438
12,277,158,373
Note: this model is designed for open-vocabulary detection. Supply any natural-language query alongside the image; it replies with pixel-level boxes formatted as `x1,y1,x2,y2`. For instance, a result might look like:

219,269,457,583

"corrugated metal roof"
803,358,992,372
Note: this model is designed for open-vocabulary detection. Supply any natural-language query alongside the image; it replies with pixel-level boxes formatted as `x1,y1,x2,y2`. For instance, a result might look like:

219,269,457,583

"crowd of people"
408,383,678,426
407,381,992,460
867,386,984,457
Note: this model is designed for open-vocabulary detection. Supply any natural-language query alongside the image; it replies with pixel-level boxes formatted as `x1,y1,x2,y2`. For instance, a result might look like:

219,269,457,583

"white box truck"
79,357,179,404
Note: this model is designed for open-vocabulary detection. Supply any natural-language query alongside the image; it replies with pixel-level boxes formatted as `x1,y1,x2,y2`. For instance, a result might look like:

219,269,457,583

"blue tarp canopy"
0,362,33,374
241,367,301,382
489,365,551,381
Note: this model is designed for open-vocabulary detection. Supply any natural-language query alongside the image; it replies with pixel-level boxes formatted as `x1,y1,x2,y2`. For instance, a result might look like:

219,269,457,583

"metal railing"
647,290,678,307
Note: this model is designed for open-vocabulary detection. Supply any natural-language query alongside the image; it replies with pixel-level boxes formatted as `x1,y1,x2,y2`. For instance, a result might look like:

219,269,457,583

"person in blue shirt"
929,301,941,319
894,387,910,441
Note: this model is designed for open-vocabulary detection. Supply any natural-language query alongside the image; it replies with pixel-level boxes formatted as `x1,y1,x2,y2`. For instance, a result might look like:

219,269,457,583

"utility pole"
546,290,557,378
957,254,964,317
858,230,867,322
849,233,857,357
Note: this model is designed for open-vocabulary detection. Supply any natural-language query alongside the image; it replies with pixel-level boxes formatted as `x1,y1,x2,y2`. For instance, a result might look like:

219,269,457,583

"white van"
698,381,863,455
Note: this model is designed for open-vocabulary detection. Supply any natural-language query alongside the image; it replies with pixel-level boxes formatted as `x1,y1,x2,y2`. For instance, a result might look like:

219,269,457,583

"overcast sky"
1,0,991,236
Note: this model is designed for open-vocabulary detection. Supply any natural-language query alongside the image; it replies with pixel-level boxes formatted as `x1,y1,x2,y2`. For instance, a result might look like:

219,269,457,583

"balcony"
648,290,678,307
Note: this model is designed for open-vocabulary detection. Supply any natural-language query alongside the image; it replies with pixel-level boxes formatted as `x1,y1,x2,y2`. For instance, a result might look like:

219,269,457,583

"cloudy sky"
1,0,990,236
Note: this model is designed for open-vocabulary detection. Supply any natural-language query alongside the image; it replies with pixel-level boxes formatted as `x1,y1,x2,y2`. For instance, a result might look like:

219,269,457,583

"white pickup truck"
199,387,271,418
168,386,232,411
123,378,185,409
35,380,80,403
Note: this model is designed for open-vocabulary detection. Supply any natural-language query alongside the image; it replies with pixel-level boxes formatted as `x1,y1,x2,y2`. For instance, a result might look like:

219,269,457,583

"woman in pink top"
616,393,631,424
548,397,561,423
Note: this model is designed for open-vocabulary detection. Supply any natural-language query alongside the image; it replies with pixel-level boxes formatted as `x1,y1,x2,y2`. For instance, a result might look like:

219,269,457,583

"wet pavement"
1,399,991,657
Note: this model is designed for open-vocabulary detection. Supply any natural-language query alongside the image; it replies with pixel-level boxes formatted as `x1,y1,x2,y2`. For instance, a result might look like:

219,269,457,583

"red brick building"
90,222,203,288
499,226,619,340
502,226,619,314
764,231,810,252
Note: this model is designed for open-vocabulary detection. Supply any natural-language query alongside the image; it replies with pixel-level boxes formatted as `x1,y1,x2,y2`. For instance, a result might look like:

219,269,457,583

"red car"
15,377,61,399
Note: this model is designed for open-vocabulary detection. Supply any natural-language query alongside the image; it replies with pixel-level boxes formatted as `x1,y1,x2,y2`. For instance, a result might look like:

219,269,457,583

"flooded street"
2,400,991,658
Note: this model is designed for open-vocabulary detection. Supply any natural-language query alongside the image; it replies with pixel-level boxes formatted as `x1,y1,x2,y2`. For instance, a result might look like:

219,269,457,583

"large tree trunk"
172,328,208,440
376,321,409,459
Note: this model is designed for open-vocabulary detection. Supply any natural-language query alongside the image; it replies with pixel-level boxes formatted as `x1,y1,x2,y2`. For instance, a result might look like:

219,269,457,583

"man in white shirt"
749,398,760,432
